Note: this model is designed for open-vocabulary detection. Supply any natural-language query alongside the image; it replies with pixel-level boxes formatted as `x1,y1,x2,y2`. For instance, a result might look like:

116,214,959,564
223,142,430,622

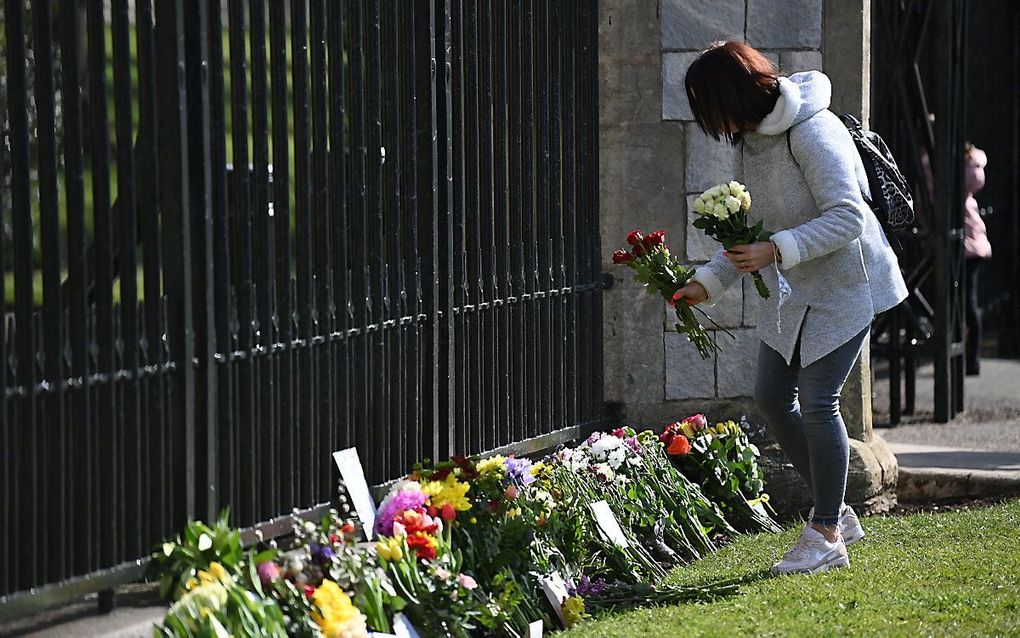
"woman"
673,41,908,575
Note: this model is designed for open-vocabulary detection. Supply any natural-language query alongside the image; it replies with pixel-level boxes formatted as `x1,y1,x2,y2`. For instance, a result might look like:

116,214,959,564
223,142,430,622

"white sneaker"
771,525,850,575
808,504,865,546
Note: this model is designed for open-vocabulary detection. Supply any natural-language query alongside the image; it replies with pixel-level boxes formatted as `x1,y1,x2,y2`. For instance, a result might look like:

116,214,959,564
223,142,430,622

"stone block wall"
601,0,829,424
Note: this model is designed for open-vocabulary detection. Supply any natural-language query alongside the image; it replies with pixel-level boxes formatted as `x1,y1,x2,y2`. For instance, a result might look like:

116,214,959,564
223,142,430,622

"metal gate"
870,0,968,424
0,0,604,614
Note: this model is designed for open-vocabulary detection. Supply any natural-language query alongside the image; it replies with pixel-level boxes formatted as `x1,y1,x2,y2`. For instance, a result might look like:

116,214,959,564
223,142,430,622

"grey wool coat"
692,71,908,367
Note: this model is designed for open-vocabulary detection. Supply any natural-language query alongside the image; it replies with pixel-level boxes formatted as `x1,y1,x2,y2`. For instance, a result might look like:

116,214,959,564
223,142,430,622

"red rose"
612,249,634,265
441,503,457,522
644,230,666,247
667,434,692,456
612,427,627,438
632,243,647,257
626,230,644,246
427,505,439,518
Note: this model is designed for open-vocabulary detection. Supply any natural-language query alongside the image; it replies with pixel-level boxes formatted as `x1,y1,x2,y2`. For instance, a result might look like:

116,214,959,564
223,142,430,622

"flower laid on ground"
153,420,773,636
690,181,773,298
612,229,728,359
310,580,369,638
661,415,781,533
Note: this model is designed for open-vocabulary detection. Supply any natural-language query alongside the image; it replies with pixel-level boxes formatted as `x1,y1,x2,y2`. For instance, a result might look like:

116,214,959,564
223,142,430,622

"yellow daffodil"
421,473,472,512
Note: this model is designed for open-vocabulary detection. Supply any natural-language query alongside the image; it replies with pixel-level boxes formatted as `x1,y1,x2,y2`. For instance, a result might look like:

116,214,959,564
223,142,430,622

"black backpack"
837,113,915,232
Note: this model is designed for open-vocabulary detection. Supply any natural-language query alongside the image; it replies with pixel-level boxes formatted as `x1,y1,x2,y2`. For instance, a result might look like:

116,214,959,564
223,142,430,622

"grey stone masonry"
684,123,740,192
662,52,699,120
716,327,760,397
661,0,745,50
685,206,717,262
746,0,823,49
665,331,716,399
780,49,823,74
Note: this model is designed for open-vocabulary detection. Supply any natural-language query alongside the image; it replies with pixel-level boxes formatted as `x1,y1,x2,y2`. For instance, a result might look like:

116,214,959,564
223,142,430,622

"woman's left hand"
724,242,776,272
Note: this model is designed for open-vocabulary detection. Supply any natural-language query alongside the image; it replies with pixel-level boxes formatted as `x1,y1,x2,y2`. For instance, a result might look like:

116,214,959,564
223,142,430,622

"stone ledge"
897,467,1020,503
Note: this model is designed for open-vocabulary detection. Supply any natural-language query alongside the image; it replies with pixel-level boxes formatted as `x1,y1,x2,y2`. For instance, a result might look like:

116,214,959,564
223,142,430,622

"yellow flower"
562,596,590,628
311,580,369,638
476,455,508,478
195,562,231,588
184,577,199,591
680,420,696,439
469,517,477,524
530,461,546,476
506,507,522,519
715,423,728,435
375,537,403,562
421,473,472,512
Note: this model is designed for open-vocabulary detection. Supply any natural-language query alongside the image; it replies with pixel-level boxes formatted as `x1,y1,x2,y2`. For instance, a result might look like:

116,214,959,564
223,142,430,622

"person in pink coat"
963,143,991,375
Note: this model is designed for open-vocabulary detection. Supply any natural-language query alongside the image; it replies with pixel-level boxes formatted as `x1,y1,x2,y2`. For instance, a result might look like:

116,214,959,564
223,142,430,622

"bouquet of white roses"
692,181,773,299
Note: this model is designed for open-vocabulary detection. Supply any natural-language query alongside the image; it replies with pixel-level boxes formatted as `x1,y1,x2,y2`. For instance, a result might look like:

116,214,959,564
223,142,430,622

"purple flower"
375,486,428,536
575,575,607,597
311,543,335,565
503,457,535,486
256,561,281,587
624,436,641,452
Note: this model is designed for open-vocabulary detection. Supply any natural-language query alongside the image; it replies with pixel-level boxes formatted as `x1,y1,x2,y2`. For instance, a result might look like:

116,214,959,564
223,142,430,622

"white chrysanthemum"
607,447,627,469
591,435,623,458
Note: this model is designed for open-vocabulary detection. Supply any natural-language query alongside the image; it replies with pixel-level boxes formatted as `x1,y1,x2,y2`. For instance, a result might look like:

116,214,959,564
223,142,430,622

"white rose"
709,186,722,198
728,180,743,194
713,203,729,219
725,196,741,213
740,191,751,210
693,198,705,213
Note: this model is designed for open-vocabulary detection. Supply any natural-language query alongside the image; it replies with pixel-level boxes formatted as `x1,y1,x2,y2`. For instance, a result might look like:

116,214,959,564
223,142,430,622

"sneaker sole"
842,523,865,546
771,553,850,576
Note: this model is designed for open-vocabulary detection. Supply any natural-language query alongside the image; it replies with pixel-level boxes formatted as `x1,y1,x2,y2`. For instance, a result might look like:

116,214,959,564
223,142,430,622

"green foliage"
148,509,244,602
153,578,288,638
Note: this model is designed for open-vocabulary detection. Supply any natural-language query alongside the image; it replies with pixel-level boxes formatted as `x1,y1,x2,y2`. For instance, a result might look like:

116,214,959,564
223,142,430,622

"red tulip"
666,434,692,456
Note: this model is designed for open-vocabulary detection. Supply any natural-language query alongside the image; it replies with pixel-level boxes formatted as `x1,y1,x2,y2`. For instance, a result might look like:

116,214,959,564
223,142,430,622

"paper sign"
392,613,421,638
590,500,629,548
540,573,569,627
332,448,377,540
528,619,544,637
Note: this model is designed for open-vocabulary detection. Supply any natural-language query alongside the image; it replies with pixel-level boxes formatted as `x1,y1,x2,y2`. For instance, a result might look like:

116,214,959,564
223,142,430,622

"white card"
540,573,569,627
590,500,629,548
392,613,421,638
332,448,377,540
528,619,544,637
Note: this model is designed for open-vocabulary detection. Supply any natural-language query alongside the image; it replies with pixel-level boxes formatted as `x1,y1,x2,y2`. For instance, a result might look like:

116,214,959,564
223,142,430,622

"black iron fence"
0,0,603,606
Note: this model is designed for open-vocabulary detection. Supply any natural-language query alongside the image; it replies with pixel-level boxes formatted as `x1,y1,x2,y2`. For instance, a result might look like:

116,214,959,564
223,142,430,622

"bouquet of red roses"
612,229,723,359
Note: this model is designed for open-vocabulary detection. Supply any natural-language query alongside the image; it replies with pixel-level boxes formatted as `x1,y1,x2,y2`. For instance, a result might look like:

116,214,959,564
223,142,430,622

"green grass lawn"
566,499,1020,637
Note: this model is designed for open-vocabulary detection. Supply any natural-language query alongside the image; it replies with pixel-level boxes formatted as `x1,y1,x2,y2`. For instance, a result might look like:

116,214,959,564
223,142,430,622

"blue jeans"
754,326,870,527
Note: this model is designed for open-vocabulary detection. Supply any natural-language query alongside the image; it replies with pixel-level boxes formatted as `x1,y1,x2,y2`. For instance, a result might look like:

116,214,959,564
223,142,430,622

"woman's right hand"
672,281,708,305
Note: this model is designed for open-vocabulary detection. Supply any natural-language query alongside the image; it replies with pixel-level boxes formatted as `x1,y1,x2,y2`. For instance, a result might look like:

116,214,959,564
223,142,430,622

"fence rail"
0,0,603,605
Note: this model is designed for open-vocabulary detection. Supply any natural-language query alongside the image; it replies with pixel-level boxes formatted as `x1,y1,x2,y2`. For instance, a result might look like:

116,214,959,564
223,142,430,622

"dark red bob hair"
684,41,781,142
